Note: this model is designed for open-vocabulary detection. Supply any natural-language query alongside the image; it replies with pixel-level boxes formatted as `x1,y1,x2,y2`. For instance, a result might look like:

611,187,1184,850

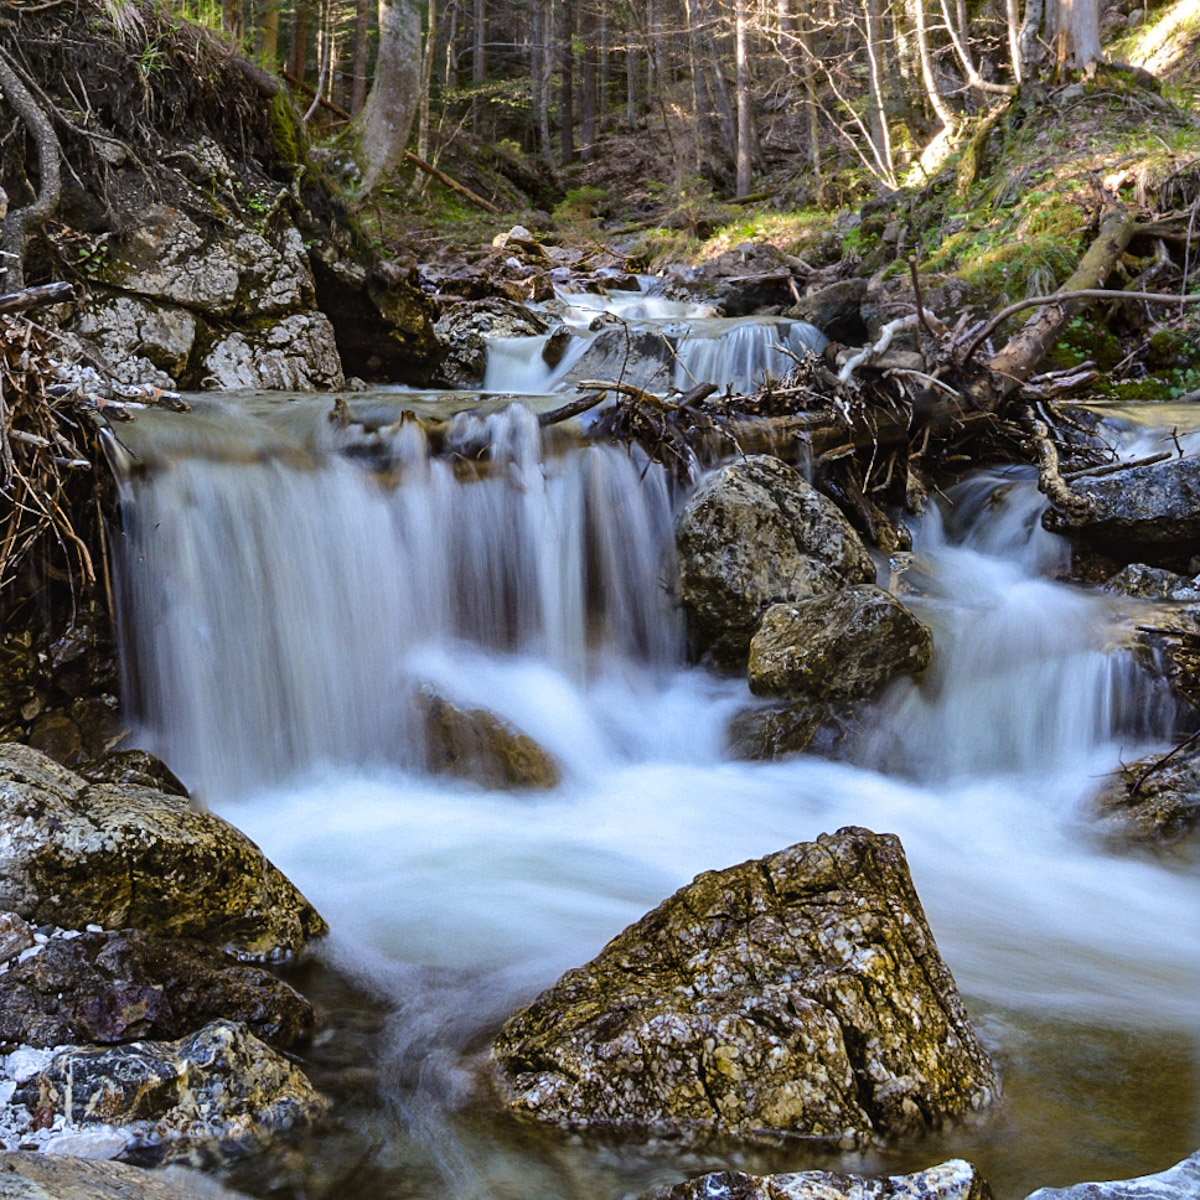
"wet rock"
417,691,560,790
0,912,34,962
726,701,850,760
77,750,188,798
785,278,869,343
26,713,84,767
676,457,876,663
555,325,675,394
434,298,549,386
0,743,326,956
0,1152,250,1198
14,1019,326,1147
1043,455,1200,558
0,928,314,1049
1100,563,1200,601
491,826,998,1147
1093,749,1200,845
1024,1150,1200,1200
71,293,197,388
199,312,344,390
637,1158,994,1200
748,586,933,701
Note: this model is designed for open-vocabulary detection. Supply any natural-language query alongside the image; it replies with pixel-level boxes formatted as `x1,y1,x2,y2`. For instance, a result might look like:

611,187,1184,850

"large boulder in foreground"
491,827,998,1148
1043,455,1200,557
1025,1150,1200,1200
638,1159,992,1200
676,457,876,663
0,1153,250,1199
748,586,933,700
0,743,326,957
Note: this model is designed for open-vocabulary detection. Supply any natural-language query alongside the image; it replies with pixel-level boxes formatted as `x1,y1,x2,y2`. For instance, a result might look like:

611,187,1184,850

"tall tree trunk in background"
683,0,713,172
800,13,823,202
627,43,639,123
415,0,438,170
1019,0,1045,80
560,0,576,162
1055,0,1101,72
350,0,371,113
287,1,309,82
1006,0,1023,80
581,0,598,159
599,7,609,120
914,0,955,128
303,0,333,120
223,0,242,40
259,0,279,64
863,0,895,181
354,0,423,193
472,0,486,130
538,0,555,161
734,0,752,195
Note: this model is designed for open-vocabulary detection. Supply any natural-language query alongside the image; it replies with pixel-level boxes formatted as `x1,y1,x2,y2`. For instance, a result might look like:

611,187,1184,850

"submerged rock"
1093,749,1200,845
0,1152,250,1198
638,1158,993,1200
491,826,998,1147
1100,563,1200,601
726,700,850,761
748,586,933,700
676,457,876,663
1024,1150,1200,1200
0,743,326,956
0,928,314,1049
13,1019,326,1148
417,691,560,790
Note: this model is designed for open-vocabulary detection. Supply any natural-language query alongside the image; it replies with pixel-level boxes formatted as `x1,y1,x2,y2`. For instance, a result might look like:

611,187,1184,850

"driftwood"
0,281,73,313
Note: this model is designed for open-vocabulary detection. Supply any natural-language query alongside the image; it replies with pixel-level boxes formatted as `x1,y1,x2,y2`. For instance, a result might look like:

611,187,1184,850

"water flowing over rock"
1093,750,1200,845
434,298,549,386
12,1019,326,1148
726,701,850,760
0,928,314,1049
0,744,326,956
748,586,934,700
675,456,876,662
490,826,998,1147
1023,1150,1200,1200
637,1158,993,1200
0,1153,250,1199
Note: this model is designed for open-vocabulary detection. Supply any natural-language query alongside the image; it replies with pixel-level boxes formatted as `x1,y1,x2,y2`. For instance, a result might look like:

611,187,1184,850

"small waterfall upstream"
109,291,1200,1200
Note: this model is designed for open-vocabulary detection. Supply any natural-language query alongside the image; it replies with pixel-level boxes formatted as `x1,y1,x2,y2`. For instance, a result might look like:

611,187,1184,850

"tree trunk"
287,0,310,82
800,15,823,201
1054,0,1102,72
1006,0,1022,81
259,0,280,65
350,0,371,113
581,0,598,160
354,0,423,193
1018,0,1045,80
914,0,955,128
538,0,555,163
560,0,576,162
415,0,438,169
735,0,752,196
863,0,895,182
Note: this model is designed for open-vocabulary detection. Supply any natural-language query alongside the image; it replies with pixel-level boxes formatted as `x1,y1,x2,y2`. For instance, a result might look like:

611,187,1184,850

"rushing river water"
110,286,1199,1200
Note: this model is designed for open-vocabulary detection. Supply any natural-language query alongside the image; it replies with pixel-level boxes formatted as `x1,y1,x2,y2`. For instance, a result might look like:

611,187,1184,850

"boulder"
726,701,850,761
491,827,998,1147
13,1020,326,1148
0,928,314,1050
434,298,549,386
637,1159,993,1200
785,278,869,343
0,1153,249,1199
1100,563,1200,601
676,457,876,663
71,293,197,388
1042,455,1200,557
417,690,560,789
77,750,189,798
1093,749,1200,845
748,586,933,700
1024,1150,1200,1200
198,312,345,390
0,743,326,956
555,325,675,394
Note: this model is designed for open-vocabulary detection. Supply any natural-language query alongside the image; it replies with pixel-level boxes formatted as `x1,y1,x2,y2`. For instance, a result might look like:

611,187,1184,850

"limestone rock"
748,586,933,700
434,298,549,386
71,293,197,388
417,690,560,789
638,1159,993,1200
556,325,675,394
0,743,326,956
0,1153,249,1199
1043,455,1200,556
1093,749,1200,845
491,827,998,1147
1024,1150,1200,1200
199,313,344,390
726,701,850,761
14,1020,326,1146
0,913,34,963
0,928,314,1049
1100,563,1200,601
676,457,876,663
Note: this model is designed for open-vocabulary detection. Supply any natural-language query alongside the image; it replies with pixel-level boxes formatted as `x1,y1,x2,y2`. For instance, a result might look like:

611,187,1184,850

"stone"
434,298,549,386
0,1152,250,1198
555,325,675,394
785,278,869,342
417,690,560,790
71,293,197,388
199,313,345,390
0,742,326,956
0,928,314,1049
638,1159,993,1200
1093,749,1200,845
77,750,189,798
491,826,998,1147
676,457,876,663
1024,1150,1200,1200
1042,455,1200,557
0,913,34,964
726,701,851,761
14,1020,326,1147
1100,563,1200,601
748,586,934,700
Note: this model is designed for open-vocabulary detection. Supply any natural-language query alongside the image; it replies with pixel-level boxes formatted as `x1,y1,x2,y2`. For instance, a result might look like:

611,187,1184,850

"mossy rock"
269,92,308,170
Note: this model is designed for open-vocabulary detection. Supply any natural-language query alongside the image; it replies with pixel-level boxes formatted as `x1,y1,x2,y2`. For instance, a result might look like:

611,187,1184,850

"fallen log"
0,281,73,313
403,151,500,215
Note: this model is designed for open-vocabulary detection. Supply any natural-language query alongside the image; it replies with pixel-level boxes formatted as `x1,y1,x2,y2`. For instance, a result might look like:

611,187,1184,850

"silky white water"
113,408,1200,1199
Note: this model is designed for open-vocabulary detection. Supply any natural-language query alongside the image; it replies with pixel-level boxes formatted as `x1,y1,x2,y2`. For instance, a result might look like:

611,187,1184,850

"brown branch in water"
576,379,680,409
1128,725,1200,797
538,391,606,426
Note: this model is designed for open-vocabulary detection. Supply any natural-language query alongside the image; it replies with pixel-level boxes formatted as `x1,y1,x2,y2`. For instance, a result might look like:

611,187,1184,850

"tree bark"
259,0,280,65
350,0,371,113
581,0,598,160
735,0,753,196
863,0,895,183
287,0,310,82
560,0,576,162
913,0,956,129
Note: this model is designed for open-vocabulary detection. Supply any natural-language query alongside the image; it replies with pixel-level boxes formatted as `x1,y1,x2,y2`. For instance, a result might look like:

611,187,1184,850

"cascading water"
109,301,1200,1198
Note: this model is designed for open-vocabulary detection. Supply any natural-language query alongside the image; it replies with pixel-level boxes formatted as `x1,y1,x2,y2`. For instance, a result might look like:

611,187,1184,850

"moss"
269,92,307,169
1111,377,1174,401
1045,316,1124,372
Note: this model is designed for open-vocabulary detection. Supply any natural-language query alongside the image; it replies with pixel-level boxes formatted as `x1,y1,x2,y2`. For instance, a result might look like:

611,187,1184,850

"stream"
109,285,1199,1200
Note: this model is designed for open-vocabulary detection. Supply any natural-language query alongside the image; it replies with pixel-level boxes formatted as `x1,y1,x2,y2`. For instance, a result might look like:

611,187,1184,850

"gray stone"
676,456,876,663
0,1153,248,1198
71,293,197,387
785,278,868,342
556,325,675,394
1024,1150,1200,1200
1100,563,1200,601
0,913,34,964
639,1159,993,1200
491,827,998,1147
748,586,933,700
199,313,345,390
0,743,326,957
1093,749,1200,845
727,701,848,760
434,298,549,386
